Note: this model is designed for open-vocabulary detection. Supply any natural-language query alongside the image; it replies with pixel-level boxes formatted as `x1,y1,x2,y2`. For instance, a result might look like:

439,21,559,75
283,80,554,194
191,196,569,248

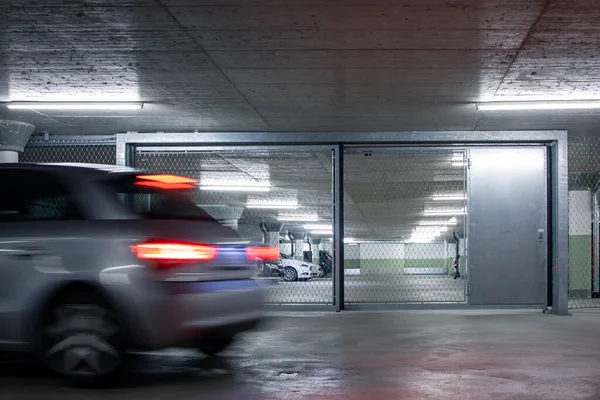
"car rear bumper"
131,279,265,349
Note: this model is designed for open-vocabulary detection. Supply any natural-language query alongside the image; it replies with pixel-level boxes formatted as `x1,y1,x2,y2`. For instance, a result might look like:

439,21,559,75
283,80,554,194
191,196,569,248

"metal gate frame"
115,131,569,315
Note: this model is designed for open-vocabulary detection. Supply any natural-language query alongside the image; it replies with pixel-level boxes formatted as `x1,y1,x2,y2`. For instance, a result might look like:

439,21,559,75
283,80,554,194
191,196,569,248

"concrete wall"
569,190,593,297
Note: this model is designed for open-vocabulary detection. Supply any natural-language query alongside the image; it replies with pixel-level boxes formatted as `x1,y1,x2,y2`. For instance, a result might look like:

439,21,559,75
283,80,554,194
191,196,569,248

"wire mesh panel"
568,137,600,308
343,148,467,304
134,148,334,305
21,144,116,165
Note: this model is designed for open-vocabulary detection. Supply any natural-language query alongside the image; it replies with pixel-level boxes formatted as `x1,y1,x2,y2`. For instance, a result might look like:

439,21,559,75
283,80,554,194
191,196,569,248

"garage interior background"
2,0,597,313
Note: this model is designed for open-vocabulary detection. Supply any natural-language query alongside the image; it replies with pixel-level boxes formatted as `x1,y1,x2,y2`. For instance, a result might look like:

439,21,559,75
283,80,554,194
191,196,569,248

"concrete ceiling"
0,0,599,136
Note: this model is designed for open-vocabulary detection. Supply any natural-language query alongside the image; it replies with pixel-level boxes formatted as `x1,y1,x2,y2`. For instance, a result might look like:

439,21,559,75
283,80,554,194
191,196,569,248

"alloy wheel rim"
284,268,295,280
44,304,120,377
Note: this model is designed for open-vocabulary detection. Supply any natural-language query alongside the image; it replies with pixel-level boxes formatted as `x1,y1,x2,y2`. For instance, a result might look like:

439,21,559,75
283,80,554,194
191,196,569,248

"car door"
0,170,28,346
0,169,84,347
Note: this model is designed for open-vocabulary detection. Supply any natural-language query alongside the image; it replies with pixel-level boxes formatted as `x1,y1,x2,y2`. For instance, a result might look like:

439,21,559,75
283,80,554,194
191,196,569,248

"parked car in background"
278,253,322,281
0,163,277,386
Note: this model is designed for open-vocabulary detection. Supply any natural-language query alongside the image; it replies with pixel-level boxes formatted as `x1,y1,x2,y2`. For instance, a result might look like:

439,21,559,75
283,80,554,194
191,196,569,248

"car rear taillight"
134,174,198,190
245,246,279,263
130,238,218,270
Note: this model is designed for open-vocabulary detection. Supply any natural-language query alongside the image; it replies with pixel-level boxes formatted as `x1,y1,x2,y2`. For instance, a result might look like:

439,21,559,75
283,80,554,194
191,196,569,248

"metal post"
551,139,569,315
333,145,344,311
594,191,599,294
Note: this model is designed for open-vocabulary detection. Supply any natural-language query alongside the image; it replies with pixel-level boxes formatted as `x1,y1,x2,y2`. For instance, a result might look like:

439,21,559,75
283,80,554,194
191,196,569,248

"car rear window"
103,174,216,222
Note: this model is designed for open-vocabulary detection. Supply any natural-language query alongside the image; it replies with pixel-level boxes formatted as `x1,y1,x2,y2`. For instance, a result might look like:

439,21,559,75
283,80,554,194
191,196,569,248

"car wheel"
41,291,126,387
283,267,298,282
197,335,235,357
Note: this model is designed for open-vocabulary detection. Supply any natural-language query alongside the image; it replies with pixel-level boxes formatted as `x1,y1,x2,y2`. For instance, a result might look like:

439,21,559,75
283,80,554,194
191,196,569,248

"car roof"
0,162,141,176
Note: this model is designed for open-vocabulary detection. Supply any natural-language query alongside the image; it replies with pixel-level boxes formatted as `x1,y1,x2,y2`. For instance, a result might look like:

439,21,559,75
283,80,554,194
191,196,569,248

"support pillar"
291,231,306,260
311,238,322,264
0,120,35,162
263,223,283,247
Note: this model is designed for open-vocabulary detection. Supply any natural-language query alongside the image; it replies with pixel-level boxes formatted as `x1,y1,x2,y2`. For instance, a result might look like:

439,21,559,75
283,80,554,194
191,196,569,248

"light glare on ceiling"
7,101,144,110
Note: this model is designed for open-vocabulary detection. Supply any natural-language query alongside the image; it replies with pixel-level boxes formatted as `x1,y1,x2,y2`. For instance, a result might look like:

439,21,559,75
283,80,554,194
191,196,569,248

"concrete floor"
265,275,466,304
2,309,600,399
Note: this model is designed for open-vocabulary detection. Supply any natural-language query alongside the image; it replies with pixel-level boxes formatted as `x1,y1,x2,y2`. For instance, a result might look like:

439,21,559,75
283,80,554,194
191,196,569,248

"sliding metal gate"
343,148,468,304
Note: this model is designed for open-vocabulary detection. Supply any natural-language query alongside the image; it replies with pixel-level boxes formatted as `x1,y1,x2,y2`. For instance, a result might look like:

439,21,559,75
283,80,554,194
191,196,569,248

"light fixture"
476,100,600,111
423,209,466,216
311,229,333,235
199,182,270,192
432,194,466,201
415,226,448,232
7,101,144,110
452,162,467,167
419,217,459,226
406,238,435,244
246,200,298,209
277,214,319,222
303,223,331,230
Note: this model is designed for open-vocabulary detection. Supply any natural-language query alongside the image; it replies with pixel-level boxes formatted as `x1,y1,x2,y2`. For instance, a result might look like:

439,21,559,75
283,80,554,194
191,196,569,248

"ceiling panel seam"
155,0,271,128
474,0,551,131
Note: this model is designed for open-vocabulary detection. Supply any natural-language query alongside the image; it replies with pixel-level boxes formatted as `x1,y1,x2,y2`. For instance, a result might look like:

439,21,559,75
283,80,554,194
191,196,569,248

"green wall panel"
569,235,592,292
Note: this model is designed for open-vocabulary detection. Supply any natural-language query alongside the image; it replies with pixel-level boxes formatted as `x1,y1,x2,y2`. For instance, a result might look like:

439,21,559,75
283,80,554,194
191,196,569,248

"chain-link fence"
134,148,334,304
568,137,600,308
21,136,116,165
343,148,467,304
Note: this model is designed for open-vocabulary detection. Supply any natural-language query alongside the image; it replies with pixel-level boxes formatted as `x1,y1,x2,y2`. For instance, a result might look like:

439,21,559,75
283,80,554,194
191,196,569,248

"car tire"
40,291,126,387
197,335,235,357
283,267,298,282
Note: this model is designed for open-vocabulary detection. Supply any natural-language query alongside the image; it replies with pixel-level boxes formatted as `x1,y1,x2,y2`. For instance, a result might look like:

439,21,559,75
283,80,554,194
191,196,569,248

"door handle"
538,229,544,244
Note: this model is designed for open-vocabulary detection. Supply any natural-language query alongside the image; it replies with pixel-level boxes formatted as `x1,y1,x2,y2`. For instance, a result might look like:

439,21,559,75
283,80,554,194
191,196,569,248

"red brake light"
134,174,198,190
136,174,198,184
131,239,218,269
134,181,195,190
246,246,279,262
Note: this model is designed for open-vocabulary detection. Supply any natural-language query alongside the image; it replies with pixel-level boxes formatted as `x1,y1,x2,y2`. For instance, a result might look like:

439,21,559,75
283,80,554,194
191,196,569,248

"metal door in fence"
133,147,334,305
343,148,467,304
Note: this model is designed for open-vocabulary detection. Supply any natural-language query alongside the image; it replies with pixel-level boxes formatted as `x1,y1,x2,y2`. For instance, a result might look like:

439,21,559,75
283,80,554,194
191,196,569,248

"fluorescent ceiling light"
432,194,466,201
277,214,319,222
7,101,144,110
247,200,298,209
303,223,331,230
406,238,434,244
476,100,600,111
452,162,466,167
418,218,458,226
344,237,356,243
311,229,333,236
423,209,466,216
200,185,270,192
415,226,448,232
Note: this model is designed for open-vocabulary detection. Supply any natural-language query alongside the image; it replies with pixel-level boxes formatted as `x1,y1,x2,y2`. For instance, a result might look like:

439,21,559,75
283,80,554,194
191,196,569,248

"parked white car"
279,253,323,281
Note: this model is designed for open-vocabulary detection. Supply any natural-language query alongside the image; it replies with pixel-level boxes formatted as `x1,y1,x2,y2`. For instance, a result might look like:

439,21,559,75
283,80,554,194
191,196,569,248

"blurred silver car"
0,163,275,385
